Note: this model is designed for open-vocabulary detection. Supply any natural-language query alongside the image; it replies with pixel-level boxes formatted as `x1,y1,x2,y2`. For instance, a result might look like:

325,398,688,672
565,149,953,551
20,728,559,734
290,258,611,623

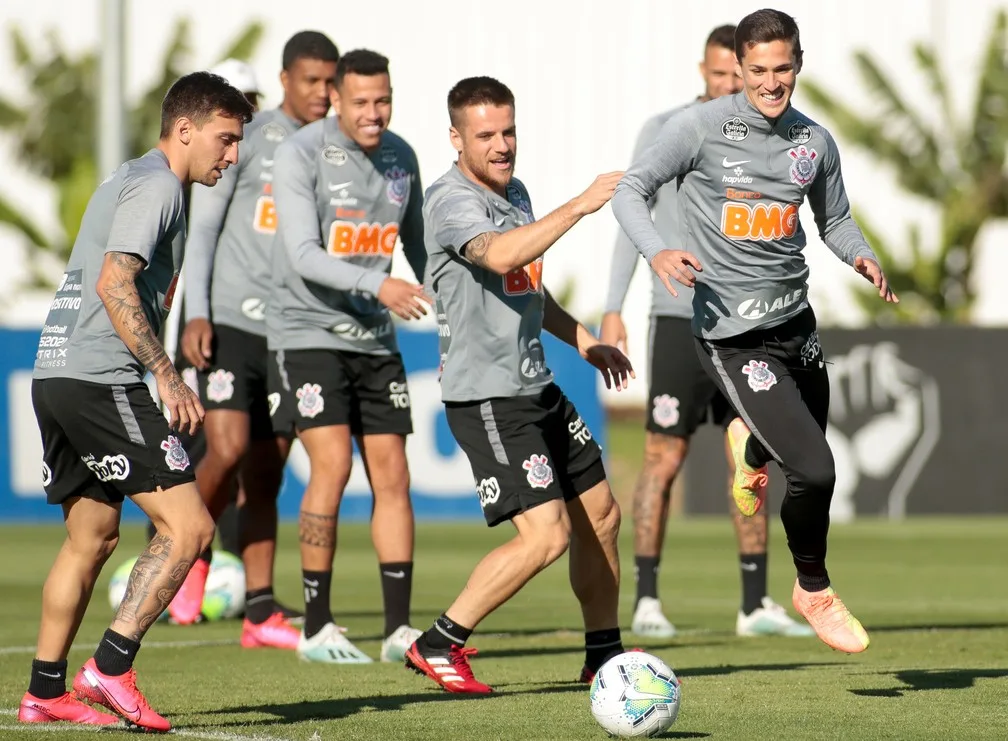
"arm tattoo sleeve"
99,252,173,377
462,232,495,269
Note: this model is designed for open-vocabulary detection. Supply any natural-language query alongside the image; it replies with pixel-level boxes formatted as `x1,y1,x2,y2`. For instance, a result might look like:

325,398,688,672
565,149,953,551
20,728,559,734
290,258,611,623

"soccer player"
602,24,812,639
20,72,253,731
405,76,633,694
612,8,898,654
268,49,428,663
168,32,340,647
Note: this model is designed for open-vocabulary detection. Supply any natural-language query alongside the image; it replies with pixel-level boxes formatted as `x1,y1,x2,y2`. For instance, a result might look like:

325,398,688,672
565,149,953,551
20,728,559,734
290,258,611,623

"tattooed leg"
633,434,688,558
296,425,354,571
110,534,192,642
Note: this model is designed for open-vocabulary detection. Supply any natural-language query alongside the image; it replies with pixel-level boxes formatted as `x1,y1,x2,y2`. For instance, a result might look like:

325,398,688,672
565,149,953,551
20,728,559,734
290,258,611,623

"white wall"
2,0,1006,406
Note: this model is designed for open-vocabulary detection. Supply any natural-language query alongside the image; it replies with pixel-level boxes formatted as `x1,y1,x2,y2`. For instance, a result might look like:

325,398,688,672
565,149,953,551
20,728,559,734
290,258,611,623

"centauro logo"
327,221,400,256
504,258,543,296
721,202,799,241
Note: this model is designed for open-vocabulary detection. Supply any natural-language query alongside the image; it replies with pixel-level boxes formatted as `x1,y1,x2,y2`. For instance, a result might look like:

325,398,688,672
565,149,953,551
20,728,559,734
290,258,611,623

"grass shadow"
678,661,845,678
850,668,1008,697
864,622,1008,634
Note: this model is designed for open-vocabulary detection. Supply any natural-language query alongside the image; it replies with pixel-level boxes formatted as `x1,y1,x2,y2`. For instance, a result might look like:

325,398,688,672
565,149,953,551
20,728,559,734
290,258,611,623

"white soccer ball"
589,651,681,737
107,550,246,622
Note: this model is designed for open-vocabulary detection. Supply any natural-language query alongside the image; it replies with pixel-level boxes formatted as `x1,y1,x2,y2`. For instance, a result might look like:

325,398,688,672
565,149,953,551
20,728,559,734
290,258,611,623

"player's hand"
651,249,703,297
378,277,433,320
157,369,205,436
854,255,899,303
583,342,636,391
181,318,214,370
599,312,628,354
573,172,625,216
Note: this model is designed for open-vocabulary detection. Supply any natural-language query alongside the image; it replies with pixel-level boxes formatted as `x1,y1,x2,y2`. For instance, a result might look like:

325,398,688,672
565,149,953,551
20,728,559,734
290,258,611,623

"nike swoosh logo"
84,667,140,721
328,181,353,191
38,671,62,679
103,639,129,655
722,157,751,167
382,570,406,579
260,157,274,167
740,563,759,572
492,216,506,227
304,579,319,588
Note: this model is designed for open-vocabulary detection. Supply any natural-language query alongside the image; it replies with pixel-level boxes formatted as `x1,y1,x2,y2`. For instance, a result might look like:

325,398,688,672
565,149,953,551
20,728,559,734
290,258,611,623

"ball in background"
589,650,681,737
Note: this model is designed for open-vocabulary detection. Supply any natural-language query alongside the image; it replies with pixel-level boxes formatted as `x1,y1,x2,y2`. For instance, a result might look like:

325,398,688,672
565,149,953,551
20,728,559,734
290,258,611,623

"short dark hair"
447,76,515,128
735,9,802,61
282,31,340,71
335,49,390,89
706,24,736,52
159,71,254,139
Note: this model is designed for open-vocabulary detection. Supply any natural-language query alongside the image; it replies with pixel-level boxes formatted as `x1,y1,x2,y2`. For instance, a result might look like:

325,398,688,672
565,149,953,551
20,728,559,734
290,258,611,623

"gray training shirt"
34,149,186,384
612,92,877,340
267,118,426,354
184,109,300,336
424,164,553,403
604,103,694,319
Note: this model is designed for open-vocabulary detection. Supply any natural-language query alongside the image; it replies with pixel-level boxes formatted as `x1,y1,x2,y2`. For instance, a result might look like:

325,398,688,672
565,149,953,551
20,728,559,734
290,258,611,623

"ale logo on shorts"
385,166,410,206
296,383,325,418
160,436,190,472
476,477,501,509
267,392,281,418
742,360,778,392
651,394,680,428
522,454,554,490
787,146,819,186
41,461,53,488
206,369,235,403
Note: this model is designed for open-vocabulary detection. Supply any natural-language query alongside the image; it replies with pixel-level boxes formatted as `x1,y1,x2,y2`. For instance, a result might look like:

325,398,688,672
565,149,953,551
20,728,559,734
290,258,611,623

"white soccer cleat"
736,596,816,637
296,623,373,663
631,597,677,638
380,625,423,663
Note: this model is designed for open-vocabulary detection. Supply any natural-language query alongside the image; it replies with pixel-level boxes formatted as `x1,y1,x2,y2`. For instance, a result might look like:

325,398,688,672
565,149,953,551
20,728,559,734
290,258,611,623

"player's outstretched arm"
97,252,205,434
462,172,623,274
543,290,634,391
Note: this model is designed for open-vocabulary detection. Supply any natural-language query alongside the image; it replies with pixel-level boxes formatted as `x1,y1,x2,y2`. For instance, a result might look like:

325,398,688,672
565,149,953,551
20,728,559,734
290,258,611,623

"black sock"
420,613,472,651
245,586,275,625
634,556,660,605
198,545,213,565
302,570,333,639
744,436,770,469
740,553,768,615
585,628,624,673
380,561,413,638
28,659,67,699
796,566,831,593
93,629,141,677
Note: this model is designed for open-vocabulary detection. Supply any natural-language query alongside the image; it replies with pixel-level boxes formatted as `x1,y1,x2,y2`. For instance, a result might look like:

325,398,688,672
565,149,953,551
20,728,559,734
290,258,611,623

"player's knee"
526,518,571,567
190,508,216,554
204,430,246,470
69,527,120,566
643,434,687,487
792,447,836,497
594,494,622,545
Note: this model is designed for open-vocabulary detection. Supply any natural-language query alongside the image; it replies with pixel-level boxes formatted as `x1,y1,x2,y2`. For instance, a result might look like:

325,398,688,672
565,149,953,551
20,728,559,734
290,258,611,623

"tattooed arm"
96,252,205,433
458,172,624,274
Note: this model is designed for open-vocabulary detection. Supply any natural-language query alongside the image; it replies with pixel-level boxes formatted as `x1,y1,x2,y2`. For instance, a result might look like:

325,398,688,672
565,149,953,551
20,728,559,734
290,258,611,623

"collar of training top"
732,91,801,133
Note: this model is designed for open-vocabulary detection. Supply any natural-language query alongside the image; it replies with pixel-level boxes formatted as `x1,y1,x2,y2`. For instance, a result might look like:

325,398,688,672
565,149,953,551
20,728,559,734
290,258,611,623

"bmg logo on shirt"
721,202,799,241
328,221,399,256
253,194,277,234
503,259,543,296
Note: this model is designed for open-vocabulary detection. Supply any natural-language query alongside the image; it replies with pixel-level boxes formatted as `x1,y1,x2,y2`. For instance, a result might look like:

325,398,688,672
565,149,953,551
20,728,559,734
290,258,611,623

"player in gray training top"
268,49,428,665
23,72,253,732
602,23,812,641
404,76,633,694
169,32,339,645
612,8,898,655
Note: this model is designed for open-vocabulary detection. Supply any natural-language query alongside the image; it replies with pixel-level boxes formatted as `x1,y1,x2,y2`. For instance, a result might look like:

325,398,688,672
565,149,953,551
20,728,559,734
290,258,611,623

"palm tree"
801,10,1008,324
0,19,263,288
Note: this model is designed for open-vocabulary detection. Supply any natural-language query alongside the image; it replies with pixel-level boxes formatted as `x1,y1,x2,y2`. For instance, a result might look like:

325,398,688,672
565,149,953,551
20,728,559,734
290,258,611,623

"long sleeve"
273,138,388,297
806,132,878,266
399,163,427,282
611,108,703,265
182,161,239,320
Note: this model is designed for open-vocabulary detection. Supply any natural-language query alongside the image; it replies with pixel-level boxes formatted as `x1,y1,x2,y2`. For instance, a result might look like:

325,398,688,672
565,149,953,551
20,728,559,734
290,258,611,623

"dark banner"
682,328,1007,519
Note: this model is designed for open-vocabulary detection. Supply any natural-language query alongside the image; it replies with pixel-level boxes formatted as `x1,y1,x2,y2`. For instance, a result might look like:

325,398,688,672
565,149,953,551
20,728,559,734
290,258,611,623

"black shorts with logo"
196,325,283,441
271,349,413,436
647,316,736,436
32,377,195,505
445,383,607,527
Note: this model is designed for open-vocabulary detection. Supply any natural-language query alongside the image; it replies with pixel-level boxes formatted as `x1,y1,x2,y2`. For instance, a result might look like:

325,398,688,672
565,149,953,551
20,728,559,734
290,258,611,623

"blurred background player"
166,32,340,643
20,72,252,731
406,76,632,693
268,49,428,663
601,24,813,639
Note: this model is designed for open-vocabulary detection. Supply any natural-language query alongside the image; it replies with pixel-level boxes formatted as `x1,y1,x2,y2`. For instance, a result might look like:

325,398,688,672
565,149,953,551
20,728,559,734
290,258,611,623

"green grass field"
1,517,1006,740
